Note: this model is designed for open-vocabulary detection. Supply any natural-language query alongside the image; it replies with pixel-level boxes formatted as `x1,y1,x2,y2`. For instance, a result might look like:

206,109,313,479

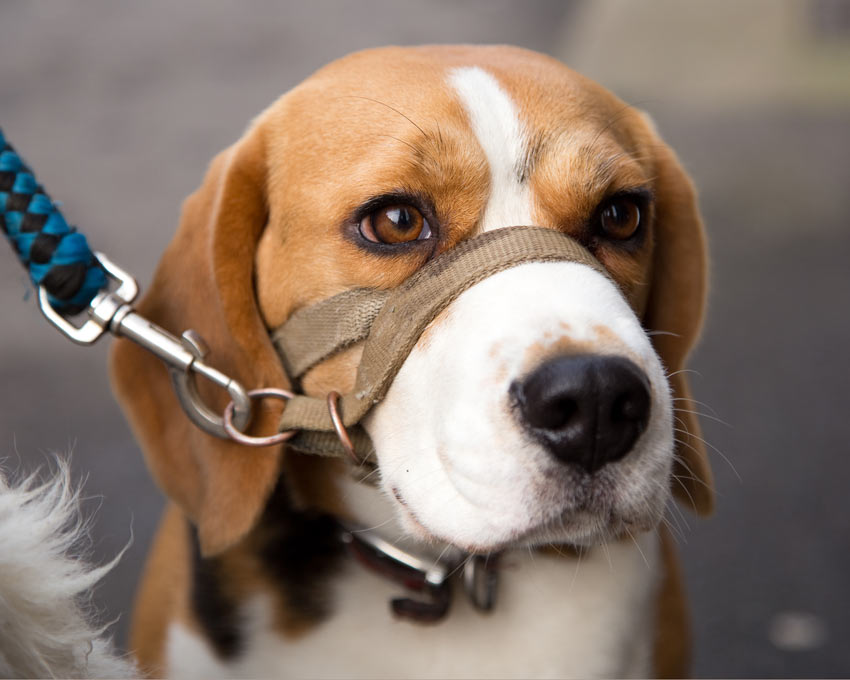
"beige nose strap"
274,287,390,381
271,226,609,461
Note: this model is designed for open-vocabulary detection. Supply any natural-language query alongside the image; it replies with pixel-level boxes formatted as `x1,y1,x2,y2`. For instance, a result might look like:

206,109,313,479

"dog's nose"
510,355,651,473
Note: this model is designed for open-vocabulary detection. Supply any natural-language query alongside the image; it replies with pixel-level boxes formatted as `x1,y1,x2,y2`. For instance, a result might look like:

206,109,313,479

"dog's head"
111,45,712,556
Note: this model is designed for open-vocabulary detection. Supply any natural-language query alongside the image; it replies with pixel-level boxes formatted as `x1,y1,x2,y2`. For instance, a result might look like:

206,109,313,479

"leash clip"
38,252,253,439
37,251,138,345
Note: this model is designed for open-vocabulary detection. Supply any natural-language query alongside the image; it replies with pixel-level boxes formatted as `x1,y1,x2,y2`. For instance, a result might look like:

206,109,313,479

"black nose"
510,355,651,473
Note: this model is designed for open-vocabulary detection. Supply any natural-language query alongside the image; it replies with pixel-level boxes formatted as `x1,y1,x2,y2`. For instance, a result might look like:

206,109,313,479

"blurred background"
1,1,848,676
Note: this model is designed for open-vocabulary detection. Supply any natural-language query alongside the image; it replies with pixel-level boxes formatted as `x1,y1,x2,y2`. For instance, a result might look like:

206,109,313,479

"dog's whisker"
660,514,687,545
665,493,692,534
349,517,395,534
355,466,383,485
669,451,707,481
376,134,420,155
668,467,699,511
433,541,455,567
666,368,702,379
567,543,585,596
546,542,570,558
671,396,723,419
673,427,741,482
625,528,650,570
589,101,644,149
671,468,716,494
599,532,614,573
445,553,472,582
339,95,427,138
671,447,717,494
672,406,731,428
635,479,688,541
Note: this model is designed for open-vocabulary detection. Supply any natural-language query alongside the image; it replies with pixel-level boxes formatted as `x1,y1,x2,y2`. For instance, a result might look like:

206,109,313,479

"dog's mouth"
386,453,669,554
369,357,674,554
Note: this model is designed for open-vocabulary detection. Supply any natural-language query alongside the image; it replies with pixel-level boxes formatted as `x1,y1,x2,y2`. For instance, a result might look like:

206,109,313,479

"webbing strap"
273,288,389,379
0,128,107,313
285,426,376,461
276,226,608,458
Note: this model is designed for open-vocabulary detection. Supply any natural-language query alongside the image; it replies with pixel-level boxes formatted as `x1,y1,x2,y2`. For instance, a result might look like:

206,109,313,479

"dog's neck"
283,454,459,562
330,470,463,565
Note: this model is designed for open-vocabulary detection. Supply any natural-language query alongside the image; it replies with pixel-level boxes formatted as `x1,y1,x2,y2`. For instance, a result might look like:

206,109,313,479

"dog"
0,460,136,678
111,45,713,678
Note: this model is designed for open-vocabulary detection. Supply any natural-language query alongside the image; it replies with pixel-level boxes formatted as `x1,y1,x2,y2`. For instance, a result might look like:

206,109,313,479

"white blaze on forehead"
448,66,534,232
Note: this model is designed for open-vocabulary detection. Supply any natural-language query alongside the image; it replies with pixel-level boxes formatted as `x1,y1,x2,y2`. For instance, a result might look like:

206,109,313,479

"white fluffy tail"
0,459,136,678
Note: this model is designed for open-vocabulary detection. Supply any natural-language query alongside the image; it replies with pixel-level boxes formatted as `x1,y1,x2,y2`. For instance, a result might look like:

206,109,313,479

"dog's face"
112,46,712,556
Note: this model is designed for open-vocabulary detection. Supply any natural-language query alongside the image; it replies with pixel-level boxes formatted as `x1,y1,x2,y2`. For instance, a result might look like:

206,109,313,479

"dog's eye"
599,197,641,240
359,205,431,244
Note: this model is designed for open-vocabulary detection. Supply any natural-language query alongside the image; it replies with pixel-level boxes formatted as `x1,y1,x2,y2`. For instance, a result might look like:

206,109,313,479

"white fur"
364,263,673,552
0,460,136,678
166,527,660,679
448,66,535,232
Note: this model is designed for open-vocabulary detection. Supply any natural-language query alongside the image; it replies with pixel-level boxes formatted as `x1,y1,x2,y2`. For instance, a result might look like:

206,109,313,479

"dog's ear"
110,122,289,555
642,124,714,516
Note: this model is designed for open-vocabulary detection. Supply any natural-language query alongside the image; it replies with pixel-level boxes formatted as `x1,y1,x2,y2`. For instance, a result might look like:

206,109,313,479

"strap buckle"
340,522,499,622
463,554,499,611
38,251,253,439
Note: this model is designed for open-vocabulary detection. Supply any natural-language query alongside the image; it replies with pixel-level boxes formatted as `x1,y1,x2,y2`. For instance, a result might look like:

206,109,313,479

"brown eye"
359,204,431,244
599,197,641,240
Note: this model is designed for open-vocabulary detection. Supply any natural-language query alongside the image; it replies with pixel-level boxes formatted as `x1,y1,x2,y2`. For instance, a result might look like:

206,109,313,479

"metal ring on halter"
327,391,358,463
222,388,299,447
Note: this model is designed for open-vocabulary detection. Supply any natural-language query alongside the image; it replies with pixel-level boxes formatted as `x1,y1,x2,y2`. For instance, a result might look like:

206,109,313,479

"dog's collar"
339,521,499,623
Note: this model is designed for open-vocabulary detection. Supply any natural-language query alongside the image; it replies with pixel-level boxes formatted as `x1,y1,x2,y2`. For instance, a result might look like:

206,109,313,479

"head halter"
268,226,610,463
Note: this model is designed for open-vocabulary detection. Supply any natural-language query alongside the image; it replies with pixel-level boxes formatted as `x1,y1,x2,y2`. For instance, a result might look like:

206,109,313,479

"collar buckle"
464,553,499,612
340,522,499,622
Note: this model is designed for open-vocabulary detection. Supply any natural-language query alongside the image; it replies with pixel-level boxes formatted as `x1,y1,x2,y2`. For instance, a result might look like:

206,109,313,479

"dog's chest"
166,531,660,678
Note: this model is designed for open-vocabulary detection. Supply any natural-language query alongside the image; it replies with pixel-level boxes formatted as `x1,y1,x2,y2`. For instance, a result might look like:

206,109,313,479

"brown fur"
111,45,712,676
653,523,692,678
518,325,645,378
129,505,189,677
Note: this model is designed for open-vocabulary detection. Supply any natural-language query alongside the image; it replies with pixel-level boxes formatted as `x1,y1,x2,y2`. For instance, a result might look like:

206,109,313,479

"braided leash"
0,126,254,438
0,128,107,313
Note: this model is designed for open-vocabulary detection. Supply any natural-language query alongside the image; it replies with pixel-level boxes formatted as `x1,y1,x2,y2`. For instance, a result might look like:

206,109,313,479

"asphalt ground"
1,2,848,676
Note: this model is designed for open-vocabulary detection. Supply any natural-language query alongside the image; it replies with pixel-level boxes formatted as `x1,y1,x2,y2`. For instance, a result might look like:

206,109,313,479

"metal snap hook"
167,330,253,439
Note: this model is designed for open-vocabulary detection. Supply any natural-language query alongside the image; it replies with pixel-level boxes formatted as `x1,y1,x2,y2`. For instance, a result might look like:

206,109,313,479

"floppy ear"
643,129,714,516
110,122,289,555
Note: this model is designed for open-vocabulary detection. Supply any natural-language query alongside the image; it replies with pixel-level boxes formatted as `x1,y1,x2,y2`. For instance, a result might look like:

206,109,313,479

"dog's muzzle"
266,226,614,464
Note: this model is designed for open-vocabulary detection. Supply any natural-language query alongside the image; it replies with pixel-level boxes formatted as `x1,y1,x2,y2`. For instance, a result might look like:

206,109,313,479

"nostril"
510,373,580,432
533,396,578,430
612,389,649,424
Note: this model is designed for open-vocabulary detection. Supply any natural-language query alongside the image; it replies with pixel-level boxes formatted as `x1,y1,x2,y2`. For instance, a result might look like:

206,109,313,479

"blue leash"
0,128,107,313
0,126,254,440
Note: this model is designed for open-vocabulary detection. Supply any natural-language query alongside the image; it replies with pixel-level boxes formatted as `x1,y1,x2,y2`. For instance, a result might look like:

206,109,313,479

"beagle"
111,45,712,678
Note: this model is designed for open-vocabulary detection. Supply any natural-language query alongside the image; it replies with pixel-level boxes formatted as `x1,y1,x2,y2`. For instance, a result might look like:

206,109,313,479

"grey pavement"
1,1,848,676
